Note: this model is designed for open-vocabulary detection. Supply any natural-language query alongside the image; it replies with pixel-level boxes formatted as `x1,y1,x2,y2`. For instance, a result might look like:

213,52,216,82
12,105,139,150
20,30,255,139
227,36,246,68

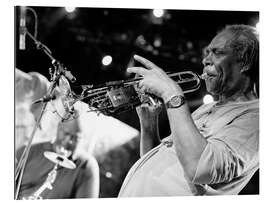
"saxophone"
22,164,58,200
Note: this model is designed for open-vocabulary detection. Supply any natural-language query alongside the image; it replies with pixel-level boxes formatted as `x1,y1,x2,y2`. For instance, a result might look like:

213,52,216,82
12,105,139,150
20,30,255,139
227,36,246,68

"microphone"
63,70,76,83
32,94,57,104
19,7,26,50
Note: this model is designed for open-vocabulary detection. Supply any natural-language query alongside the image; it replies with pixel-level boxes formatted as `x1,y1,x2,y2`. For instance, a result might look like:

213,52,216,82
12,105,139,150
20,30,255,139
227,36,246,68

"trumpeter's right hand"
136,102,162,125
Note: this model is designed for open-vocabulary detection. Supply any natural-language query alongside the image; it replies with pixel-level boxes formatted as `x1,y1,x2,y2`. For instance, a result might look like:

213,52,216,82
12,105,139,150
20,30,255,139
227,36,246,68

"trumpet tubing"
167,71,201,93
79,71,202,115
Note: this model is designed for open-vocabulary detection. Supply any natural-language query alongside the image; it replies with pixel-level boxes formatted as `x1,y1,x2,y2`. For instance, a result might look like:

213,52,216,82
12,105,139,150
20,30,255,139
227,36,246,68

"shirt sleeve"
74,156,100,198
191,111,259,185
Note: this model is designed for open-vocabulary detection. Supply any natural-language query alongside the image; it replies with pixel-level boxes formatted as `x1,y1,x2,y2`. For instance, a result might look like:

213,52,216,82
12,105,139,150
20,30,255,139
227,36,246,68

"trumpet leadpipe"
124,71,202,84
123,71,202,94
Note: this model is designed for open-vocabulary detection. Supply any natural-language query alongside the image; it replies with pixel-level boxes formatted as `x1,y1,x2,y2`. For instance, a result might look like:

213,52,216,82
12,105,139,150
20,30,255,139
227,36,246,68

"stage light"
153,37,162,47
203,94,214,104
105,172,113,178
153,9,164,18
102,55,113,66
65,7,76,13
186,41,193,50
256,22,259,31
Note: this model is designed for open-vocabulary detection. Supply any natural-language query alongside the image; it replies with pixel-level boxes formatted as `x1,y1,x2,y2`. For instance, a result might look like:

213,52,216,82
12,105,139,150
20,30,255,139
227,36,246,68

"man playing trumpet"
118,24,259,196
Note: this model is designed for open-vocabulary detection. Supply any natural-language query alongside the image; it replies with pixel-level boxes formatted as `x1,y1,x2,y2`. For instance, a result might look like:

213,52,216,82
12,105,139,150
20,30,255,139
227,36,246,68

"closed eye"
203,47,225,57
212,48,227,56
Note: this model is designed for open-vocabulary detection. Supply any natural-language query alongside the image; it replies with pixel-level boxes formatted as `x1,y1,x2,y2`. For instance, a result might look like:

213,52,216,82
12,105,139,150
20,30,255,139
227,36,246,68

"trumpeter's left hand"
127,55,183,102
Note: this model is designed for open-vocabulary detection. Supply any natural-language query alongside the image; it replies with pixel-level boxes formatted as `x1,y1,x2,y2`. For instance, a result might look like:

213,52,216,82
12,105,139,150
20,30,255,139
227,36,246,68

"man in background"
15,69,100,199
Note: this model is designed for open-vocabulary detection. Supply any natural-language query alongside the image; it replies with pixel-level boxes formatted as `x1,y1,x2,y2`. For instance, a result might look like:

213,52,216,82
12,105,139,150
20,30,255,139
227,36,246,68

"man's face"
54,119,80,156
202,31,243,96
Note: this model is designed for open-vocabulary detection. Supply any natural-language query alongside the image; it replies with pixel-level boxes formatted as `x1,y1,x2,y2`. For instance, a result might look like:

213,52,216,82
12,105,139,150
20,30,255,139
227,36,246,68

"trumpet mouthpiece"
200,73,208,80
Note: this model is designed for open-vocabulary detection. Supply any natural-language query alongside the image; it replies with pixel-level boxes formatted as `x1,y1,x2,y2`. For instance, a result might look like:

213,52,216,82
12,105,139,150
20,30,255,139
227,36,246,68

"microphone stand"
15,27,76,199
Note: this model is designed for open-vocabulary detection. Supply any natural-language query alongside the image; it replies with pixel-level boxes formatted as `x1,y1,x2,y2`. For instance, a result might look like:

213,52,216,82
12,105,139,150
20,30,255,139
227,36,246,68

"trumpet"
76,71,202,115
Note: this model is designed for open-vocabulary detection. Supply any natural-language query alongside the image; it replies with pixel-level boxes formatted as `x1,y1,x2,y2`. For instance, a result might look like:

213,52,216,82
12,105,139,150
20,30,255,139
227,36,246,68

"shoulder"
85,156,99,173
78,155,98,167
30,142,53,154
76,155,99,174
232,100,259,122
16,142,51,157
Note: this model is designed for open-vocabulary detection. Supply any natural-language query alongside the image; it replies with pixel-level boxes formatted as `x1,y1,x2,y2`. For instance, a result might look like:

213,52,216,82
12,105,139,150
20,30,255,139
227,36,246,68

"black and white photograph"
8,0,267,201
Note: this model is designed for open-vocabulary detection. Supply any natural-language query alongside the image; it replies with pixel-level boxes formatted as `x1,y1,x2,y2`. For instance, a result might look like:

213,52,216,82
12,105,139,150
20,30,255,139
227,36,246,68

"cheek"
208,61,226,88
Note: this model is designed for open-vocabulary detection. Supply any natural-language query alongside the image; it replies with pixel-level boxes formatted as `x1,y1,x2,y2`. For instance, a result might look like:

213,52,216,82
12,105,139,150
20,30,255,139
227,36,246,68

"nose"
202,52,212,67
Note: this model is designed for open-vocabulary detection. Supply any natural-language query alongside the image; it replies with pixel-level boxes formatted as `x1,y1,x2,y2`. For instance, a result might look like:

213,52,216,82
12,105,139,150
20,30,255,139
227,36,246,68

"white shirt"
118,99,259,197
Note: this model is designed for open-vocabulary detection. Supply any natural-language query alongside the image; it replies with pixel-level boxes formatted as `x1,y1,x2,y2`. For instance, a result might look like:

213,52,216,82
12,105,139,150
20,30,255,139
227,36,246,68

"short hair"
220,24,259,85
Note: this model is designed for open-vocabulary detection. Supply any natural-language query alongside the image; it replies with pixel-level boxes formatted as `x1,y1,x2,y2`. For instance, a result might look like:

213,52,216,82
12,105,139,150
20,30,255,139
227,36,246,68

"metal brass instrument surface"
22,164,58,200
79,71,201,116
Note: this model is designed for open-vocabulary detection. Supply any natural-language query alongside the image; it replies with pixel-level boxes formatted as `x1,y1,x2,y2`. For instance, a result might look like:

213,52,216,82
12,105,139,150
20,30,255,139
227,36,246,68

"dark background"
15,6,259,197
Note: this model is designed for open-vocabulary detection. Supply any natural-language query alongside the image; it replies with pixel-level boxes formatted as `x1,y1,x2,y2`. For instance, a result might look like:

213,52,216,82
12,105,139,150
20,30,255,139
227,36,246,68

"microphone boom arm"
20,27,76,83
